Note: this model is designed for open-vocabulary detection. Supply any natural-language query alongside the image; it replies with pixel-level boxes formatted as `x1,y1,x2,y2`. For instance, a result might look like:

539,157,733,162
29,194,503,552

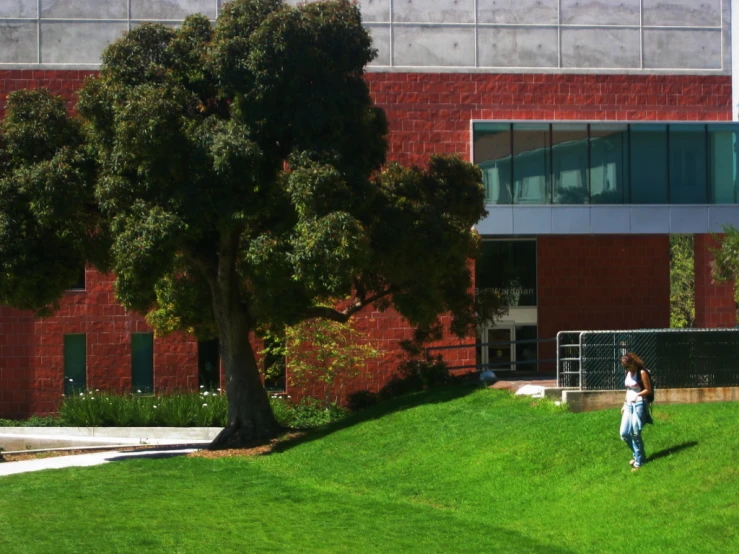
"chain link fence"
557,329,739,390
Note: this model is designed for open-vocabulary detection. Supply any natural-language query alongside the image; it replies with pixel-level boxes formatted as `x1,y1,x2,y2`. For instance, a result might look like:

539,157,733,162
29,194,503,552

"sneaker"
629,459,636,466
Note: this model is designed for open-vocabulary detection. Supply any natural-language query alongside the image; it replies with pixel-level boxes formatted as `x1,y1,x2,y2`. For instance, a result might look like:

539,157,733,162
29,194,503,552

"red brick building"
2,2,738,418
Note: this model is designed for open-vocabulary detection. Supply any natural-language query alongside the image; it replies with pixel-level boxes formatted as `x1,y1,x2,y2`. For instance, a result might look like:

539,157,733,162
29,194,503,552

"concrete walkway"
0,446,202,477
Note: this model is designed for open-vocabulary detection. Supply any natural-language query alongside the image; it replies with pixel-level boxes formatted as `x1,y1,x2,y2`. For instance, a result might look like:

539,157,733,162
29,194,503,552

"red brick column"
0,307,35,418
537,235,671,372
694,234,736,328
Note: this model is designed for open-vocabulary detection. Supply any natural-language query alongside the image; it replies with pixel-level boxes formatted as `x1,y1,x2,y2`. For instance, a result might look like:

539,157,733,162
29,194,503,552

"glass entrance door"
481,324,516,371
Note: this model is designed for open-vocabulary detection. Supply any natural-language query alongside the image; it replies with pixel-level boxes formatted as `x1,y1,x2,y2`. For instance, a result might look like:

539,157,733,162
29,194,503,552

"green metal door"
64,334,86,395
131,333,154,392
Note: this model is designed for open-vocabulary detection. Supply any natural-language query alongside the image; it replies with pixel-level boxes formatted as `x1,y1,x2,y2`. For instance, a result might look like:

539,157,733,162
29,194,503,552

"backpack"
635,368,655,404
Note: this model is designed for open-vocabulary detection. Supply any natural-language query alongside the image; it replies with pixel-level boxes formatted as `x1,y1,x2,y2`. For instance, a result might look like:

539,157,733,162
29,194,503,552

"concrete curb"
0,427,222,451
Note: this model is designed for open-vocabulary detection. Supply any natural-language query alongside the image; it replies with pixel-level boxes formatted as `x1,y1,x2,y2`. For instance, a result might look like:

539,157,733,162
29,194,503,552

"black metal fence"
557,329,739,390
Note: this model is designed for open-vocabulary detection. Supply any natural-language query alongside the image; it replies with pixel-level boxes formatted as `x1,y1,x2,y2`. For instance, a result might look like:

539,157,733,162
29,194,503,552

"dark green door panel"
131,333,154,392
64,334,86,395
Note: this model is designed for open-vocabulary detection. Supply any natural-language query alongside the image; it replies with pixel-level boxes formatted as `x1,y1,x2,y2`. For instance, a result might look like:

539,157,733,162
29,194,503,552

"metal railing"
427,336,557,372
557,328,739,390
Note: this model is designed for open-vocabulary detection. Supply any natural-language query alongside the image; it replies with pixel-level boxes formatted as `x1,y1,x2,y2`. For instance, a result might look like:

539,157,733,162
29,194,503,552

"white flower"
79,392,84,396
217,388,221,392
95,389,99,392
200,385,204,389
68,378,73,382
137,390,142,393
203,391,209,396
202,403,208,407
153,405,157,409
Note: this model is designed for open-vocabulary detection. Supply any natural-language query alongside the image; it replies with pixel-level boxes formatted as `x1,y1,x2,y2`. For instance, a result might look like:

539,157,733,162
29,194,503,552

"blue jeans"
620,400,651,467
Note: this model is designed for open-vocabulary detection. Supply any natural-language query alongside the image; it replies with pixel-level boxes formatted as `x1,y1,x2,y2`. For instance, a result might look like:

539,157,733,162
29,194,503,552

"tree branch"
302,286,397,323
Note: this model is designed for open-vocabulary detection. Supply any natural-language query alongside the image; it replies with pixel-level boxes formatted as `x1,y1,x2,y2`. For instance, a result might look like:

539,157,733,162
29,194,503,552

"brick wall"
0,69,97,117
367,73,732,166
537,235,671,371
694,234,736,328
0,306,35,419
0,270,199,418
0,70,733,413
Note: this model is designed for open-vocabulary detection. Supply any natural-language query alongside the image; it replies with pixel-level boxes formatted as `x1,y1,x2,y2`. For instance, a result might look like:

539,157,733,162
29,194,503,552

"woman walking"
619,352,653,471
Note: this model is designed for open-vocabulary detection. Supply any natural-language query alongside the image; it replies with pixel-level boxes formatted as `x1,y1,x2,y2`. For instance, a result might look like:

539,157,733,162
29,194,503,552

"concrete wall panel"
561,27,640,69
478,27,558,68
41,1,128,20
41,22,127,64
366,24,390,66
643,29,722,69
0,1,37,18
356,0,390,23
393,26,475,67
477,0,557,25
131,0,217,21
0,23,37,64
642,0,722,27
393,0,474,24
560,0,640,26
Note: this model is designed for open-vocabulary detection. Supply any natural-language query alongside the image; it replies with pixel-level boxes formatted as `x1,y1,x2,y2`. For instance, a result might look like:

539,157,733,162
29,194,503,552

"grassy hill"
1,386,737,553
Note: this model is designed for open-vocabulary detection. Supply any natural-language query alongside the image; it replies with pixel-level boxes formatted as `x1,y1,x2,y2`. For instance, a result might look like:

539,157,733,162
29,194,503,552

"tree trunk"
207,244,282,449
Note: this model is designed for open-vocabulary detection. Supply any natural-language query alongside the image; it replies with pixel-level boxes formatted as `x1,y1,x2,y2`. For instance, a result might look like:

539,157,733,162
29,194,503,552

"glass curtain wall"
473,122,739,205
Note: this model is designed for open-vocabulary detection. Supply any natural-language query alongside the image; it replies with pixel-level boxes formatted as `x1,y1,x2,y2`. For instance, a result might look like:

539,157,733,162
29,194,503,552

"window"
474,123,512,204
669,125,707,203
474,122,738,205
513,123,551,204
131,333,154,392
476,240,537,307
552,124,588,204
69,266,86,291
590,124,628,204
708,124,739,204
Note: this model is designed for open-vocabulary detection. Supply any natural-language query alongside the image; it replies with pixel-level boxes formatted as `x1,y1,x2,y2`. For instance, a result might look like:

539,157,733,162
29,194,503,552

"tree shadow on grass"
649,441,698,463
105,444,204,463
271,382,484,455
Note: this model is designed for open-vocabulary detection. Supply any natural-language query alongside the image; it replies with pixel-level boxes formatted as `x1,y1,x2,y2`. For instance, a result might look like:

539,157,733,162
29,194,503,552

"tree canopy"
0,0,493,447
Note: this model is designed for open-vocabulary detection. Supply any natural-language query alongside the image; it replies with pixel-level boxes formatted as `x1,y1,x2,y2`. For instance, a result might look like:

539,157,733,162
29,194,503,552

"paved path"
0,446,201,477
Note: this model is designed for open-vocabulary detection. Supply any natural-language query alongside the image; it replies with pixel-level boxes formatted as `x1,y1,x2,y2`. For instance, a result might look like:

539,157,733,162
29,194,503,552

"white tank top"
625,371,640,402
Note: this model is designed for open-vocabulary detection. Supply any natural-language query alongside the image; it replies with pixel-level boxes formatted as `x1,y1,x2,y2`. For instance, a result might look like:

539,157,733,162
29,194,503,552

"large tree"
0,0,492,447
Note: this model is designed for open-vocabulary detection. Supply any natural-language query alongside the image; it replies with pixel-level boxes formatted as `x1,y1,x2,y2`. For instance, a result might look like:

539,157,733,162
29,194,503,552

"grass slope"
1,387,737,553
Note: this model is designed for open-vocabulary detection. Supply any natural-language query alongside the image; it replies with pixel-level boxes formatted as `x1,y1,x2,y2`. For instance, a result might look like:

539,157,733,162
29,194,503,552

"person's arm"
636,369,652,398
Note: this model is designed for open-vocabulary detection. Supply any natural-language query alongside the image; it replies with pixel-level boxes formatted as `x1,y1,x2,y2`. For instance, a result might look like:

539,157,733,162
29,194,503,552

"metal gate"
557,328,739,390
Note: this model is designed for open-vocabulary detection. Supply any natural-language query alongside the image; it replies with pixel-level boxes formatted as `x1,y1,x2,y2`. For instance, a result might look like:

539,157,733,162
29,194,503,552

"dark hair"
622,352,644,370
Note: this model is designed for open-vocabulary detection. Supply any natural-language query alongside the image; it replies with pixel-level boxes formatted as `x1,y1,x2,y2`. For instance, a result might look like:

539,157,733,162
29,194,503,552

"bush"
0,416,62,427
57,389,228,427
270,396,349,429
55,389,350,429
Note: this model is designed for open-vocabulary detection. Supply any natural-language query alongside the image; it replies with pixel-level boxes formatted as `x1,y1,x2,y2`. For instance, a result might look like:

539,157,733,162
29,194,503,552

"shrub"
58,389,228,427
269,396,349,429
54,389,349,429
0,416,61,427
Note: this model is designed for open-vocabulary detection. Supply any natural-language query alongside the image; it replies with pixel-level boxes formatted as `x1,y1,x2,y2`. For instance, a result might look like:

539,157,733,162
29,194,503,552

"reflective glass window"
590,124,629,204
669,124,707,204
708,124,739,204
630,124,668,203
552,124,589,204
512,124,550,204
474,123,512,204
476,240,537,307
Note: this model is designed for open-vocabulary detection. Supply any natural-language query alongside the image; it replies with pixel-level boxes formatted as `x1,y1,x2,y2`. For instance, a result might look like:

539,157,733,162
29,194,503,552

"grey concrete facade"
476,205,739,236
0,0,732,73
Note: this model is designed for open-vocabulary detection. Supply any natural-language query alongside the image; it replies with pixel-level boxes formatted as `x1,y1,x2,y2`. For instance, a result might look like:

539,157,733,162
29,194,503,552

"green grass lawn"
1,387,738,553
